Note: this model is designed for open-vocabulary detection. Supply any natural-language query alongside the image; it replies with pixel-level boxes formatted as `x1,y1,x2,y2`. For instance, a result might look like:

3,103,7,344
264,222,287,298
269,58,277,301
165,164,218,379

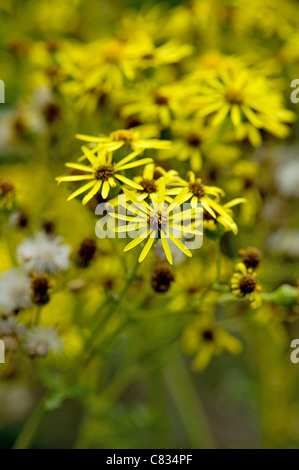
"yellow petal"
67,181,96,201
168,231,192,258
82,180,102,205
102,180,110,199
123,230,149,252
161,233,173,265
138,231,156,262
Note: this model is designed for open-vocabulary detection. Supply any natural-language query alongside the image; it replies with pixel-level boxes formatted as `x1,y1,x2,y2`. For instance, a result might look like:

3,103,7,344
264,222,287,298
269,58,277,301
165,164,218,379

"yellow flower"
167,171,245,233
161,118,240,171
75,128,171,154
119,83,185,128
169,259,214,310
81,38,136,89
112,180,201,265
56,147,153,205
231,262,262,309
126,36,193,69
133,163,178,201
203,198,246,235
182,314,242,371
192,65,296,146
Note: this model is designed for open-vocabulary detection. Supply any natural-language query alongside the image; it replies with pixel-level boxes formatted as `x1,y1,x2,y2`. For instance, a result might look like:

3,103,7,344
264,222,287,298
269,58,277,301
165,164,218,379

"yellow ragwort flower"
133,163,178,201
56,147,153,205
192,65,296,146
231,262,262,309
112,180,201,265
167,171,245,233
76,128,171,155
182,314,242,371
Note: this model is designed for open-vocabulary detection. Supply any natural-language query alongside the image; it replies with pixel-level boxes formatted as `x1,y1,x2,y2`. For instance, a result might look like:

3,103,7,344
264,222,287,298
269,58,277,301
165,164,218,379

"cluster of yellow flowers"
57,129,246,264
2,2,299,448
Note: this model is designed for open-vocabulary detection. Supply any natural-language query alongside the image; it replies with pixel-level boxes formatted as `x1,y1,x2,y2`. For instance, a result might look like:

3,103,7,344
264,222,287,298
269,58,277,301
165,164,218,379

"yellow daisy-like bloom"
192,65,296,146
112,180,201,265
182,314,242,371
119,83,184,129
203,198,246,235
133,163,178,201
162,118,240,171
56,147,153,205
230,262,262,309
167,171,245,233
78,38,136,90
75,128,171,155
169,259,214,310
126,36,193,69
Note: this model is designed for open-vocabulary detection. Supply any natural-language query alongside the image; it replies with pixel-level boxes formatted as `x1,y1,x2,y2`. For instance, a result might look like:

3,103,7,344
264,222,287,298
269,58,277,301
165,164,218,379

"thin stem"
165,355,215,449
34,305,43,326
80,256,140,365
12,396,46,449
215,238,222,284
2,224,17,265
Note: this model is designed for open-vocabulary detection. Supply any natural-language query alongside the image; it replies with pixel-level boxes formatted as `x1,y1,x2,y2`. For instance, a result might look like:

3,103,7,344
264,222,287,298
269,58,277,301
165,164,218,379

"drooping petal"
82,180,102,205
168,231,192,258
67,181,96,201
161,233,173,265
123,230,149,252
138,231,156,262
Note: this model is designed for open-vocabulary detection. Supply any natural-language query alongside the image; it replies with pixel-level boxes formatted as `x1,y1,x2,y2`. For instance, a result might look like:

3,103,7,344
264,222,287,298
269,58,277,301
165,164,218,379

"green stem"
165,355,215,449
34,305,43,326
2,225,17,265
215,238,222,284
81,256,140,364
12,396,46,449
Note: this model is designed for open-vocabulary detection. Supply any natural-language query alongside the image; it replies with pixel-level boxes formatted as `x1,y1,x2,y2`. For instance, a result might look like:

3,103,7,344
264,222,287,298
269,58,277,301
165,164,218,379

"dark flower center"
0,179,14,195
31,274,50,305
142,52,155,60
151,264,175,293
202,329,214,341
154,93,168,106
77,238,97,268
110,129,133,144
187,134,202,147
42,102,61,124
189,181,206,198
140,178,157,194
239,274,257,294
95,165,115,180
225,88,243,105
238,247,263,269
148,209,167,231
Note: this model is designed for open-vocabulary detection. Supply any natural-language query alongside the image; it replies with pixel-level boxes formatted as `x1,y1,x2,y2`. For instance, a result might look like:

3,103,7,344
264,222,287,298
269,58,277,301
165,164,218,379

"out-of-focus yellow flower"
231,262,262,309
191,65,296,146
126,36,193,69
161,118,240,171
169,259,214,310
76,128,171,154
182,313,242,371
119,82,185,128
226,160,263,227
